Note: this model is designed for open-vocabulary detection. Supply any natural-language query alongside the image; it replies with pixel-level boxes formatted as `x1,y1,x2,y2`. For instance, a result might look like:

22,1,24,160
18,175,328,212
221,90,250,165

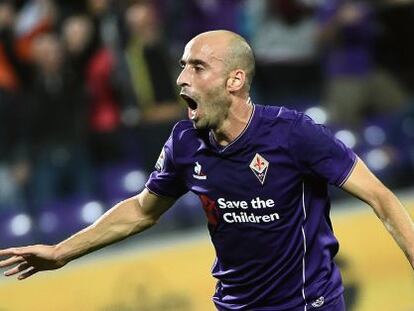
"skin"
177,30,254,145
0,30,413,281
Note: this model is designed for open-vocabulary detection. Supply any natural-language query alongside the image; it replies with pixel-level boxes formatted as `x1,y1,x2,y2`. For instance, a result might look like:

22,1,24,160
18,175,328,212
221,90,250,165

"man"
1,30,413,310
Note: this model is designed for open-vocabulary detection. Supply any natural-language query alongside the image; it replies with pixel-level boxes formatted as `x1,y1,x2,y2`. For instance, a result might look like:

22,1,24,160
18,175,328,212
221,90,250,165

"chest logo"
249,153,269,185
193,161,207,180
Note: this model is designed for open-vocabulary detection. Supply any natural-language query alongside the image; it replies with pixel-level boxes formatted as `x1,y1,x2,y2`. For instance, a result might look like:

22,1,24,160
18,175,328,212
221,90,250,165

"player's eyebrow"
179,58,210,68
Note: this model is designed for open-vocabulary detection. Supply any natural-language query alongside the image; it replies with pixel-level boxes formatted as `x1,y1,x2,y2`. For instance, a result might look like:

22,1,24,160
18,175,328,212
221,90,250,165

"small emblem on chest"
193,161,207,180
249,153,269,185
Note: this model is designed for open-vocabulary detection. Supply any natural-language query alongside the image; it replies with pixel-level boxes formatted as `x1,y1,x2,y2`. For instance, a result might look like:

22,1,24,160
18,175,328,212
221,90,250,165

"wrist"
53,243,71,266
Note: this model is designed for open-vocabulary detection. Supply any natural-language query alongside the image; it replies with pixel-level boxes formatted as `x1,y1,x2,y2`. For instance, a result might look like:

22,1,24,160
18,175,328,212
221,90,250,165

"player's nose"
176,67,190,87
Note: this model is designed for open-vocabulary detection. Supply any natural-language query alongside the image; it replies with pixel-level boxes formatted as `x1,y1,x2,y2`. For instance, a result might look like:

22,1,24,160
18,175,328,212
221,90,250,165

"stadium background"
0,0,414,310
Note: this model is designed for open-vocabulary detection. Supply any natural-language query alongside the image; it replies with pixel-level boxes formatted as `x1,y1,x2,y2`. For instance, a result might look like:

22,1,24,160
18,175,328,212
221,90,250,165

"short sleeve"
145,132,188,198
289,113,357,187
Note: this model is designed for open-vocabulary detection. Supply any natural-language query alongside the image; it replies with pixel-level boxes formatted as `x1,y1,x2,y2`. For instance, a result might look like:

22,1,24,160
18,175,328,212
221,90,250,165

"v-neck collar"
208,103,256,154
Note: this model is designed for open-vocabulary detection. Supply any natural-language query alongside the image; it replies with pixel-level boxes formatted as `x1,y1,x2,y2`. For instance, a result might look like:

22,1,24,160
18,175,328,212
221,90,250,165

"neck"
212,97,253,146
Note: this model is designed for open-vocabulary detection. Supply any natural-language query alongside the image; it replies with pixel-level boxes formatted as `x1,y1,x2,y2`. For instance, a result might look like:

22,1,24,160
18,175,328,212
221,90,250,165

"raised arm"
341,157,414,269
0,188,176,279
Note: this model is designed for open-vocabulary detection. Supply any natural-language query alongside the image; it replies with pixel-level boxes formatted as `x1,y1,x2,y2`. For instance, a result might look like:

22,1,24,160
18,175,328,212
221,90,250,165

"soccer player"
1,30,413,310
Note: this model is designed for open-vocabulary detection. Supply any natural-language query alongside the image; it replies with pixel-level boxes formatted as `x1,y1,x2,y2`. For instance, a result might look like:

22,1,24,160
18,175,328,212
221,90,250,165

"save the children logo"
198,195,280,226
249,153,269,185
217,197,279,224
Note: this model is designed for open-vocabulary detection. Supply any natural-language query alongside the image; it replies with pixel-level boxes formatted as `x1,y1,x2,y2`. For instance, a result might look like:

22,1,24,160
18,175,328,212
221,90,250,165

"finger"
12,246,37,257
0,248,21,257
0,255,25,268
18,266,37,280
4,262,30,277
0,246,37,257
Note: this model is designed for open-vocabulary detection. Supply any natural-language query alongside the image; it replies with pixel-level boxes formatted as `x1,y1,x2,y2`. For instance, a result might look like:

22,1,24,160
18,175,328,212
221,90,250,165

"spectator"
115,1,184,171
61,15,95,85
0,1,29,211
244,0,321,104
82,0,127,165
26,33,93,211
317,0,408,129
13,0,56,64
122,1,183,123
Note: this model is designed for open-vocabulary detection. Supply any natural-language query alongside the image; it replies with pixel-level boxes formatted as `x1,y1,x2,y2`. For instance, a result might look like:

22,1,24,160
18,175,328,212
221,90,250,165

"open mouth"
180,93,199,120
180,94,198,110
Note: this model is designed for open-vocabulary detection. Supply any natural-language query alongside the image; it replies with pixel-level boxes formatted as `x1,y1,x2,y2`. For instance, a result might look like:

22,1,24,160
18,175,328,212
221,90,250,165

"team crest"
155,148,166,171
249,153,269,185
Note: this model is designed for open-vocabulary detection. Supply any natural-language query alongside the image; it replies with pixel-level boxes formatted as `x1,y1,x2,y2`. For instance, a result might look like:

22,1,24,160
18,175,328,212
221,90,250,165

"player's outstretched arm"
0,188,175,280
341,157,414,269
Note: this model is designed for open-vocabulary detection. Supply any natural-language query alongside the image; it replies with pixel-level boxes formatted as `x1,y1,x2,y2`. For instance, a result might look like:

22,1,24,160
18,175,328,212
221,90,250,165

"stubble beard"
194,86,230,131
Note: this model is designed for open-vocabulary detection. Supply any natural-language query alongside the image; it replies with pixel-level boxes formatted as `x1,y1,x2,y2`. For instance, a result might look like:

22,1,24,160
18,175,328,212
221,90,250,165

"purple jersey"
146,104,356,310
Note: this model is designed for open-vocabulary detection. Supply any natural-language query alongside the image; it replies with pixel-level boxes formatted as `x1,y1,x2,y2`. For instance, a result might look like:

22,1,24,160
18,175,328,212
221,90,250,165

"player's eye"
193,65,204,72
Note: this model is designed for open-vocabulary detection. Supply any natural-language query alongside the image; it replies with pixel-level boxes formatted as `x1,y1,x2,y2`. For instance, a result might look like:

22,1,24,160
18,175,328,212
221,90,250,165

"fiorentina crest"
249,153,269,185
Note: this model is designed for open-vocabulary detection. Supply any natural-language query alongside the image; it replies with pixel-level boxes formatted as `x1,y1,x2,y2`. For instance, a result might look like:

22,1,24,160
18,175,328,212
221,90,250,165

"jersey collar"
208,100,256,154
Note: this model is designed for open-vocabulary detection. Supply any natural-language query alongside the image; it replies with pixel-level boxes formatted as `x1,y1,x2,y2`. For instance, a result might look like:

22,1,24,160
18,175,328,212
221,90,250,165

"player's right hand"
0,245,66,280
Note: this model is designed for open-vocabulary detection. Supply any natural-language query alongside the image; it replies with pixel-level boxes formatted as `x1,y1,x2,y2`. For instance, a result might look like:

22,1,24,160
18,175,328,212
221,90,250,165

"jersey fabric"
146,104,356,310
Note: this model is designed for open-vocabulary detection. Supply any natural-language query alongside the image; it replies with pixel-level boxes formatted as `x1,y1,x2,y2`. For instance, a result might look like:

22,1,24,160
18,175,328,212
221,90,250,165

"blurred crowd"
1,0,414,225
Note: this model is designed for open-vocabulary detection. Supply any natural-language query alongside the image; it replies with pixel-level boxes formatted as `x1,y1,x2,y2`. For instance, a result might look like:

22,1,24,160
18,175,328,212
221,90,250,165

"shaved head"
191,30,255,92
177,30,256,131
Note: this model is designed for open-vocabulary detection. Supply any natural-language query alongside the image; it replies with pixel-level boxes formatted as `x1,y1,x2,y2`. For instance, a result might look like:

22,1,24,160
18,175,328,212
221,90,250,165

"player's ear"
227,69,246,92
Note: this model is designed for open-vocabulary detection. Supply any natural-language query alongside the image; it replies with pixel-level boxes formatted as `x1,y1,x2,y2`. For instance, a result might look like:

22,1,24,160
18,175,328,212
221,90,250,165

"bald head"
190,30,255,92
